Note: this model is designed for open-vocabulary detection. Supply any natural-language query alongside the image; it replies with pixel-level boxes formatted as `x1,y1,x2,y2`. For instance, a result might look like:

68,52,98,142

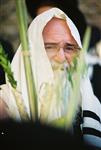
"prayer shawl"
0,8,101,148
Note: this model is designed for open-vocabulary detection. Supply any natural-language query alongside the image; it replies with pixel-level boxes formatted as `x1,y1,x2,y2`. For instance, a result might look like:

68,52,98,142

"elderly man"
0,8,101,148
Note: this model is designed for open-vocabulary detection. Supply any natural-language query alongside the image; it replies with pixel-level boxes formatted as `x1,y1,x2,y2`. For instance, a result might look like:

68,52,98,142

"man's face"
42,18,80,68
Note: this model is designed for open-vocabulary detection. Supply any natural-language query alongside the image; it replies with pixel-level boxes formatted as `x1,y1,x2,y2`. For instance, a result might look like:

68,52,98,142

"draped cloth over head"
7,8,82,118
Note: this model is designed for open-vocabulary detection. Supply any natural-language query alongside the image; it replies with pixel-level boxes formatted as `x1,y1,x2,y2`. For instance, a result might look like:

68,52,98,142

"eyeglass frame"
44,42,81,57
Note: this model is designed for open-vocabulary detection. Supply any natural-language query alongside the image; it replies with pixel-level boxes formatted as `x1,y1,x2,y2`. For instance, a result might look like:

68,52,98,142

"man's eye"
45,45,57,51
65,47,74,51
45,46,53,49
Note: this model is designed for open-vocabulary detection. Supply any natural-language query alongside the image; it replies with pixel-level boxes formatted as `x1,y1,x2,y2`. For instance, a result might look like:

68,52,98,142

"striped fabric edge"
83,127,101,138
82,117,101,132
83,110,101,123
82,110,101,137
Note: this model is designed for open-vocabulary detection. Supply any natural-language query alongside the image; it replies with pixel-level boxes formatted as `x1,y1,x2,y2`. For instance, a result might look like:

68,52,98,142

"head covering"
10,8,82,118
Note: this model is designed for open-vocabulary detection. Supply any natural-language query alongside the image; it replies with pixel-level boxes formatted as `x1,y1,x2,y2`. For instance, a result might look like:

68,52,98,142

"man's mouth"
51,61,69,71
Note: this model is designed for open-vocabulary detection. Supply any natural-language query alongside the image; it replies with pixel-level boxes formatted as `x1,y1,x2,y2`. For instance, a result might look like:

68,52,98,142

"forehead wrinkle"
43,17,70,34
43,17,78,45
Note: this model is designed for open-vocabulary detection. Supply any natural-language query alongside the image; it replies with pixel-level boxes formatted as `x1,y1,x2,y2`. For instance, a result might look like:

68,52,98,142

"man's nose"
54,48,66,63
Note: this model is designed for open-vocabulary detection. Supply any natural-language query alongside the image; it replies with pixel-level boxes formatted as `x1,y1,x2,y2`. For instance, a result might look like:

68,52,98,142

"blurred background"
0,0,101,51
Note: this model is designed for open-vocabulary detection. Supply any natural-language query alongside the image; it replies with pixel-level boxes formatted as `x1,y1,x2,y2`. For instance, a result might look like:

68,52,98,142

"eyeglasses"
44,42,81,57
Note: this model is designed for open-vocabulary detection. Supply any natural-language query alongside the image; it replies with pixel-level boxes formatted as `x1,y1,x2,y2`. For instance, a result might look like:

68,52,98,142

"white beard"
39,61,69,121
50,61,71,118
39,61,80,124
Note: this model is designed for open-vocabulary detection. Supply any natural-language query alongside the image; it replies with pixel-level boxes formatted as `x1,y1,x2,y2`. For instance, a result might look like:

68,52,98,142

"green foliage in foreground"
0,44,17,88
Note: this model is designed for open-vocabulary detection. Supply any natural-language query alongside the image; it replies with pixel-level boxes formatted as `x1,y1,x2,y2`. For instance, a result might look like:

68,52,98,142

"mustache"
51,61,69,71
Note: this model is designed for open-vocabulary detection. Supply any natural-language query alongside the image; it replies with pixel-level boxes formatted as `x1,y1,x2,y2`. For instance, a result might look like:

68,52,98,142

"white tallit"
1,8,82,119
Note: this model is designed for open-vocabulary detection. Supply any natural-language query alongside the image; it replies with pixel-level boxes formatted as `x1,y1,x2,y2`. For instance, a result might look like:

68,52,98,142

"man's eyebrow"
44,42,80,48
44,43,58,45
65,42,79,47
